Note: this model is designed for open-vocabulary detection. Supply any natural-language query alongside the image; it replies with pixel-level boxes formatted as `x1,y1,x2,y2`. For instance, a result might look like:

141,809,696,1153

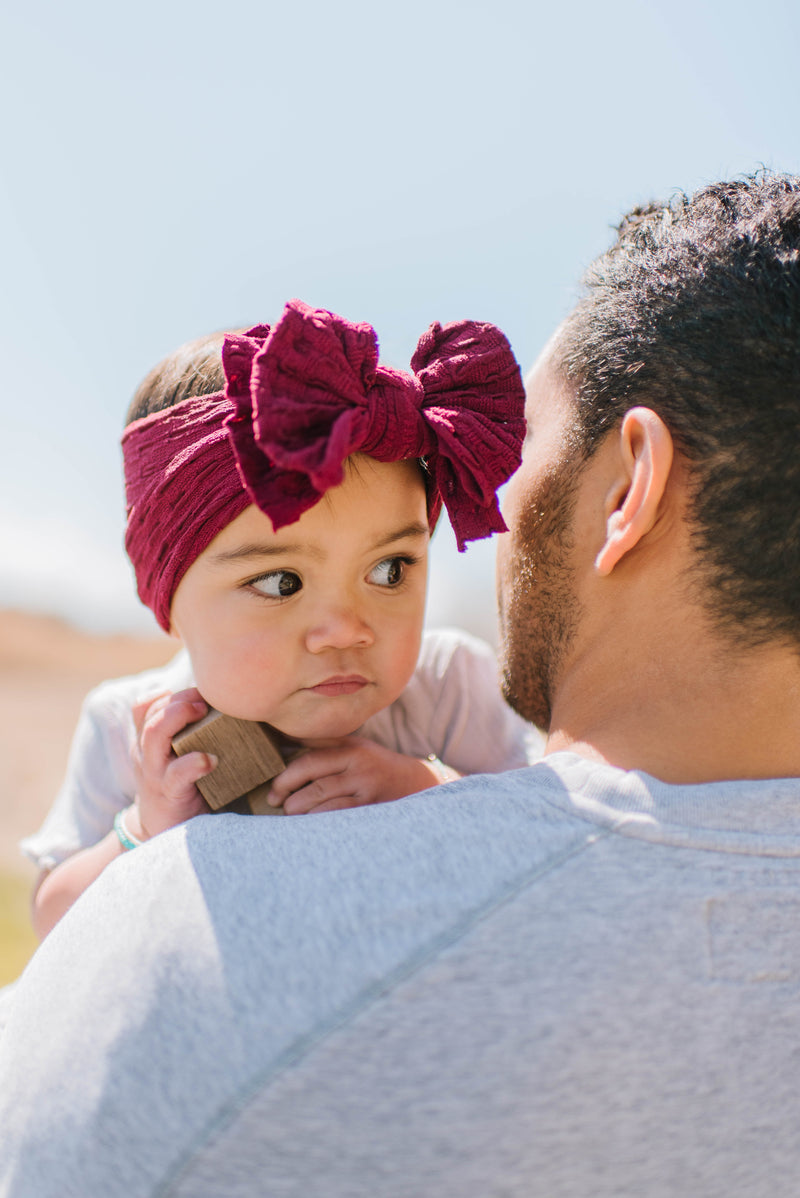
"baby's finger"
131,693,173,778
160,692,208,738
132,691,171,737
282,774,356,815
140,695,208,763
162,750,218,801
269,750,348,804
138,699,209,785
169,687,206,707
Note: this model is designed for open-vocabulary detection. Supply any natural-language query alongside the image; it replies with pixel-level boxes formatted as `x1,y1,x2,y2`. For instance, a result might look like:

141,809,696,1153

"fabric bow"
223,299,525,549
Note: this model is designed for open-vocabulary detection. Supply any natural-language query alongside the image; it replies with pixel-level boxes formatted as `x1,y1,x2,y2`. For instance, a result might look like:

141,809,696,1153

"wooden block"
245,780,285,816
172,709,285,813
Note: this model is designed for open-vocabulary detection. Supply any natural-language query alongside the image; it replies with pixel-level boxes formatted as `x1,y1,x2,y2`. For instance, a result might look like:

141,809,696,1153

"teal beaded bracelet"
114,808,143,851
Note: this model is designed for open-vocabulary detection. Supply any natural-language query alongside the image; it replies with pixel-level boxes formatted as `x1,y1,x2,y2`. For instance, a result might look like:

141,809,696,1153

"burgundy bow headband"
123,299,525,631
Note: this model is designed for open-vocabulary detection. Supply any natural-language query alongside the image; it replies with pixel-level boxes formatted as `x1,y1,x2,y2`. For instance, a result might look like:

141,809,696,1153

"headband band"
124,299,525,631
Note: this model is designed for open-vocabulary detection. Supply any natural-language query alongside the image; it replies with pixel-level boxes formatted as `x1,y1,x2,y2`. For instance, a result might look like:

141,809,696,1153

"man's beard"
498,459,583,732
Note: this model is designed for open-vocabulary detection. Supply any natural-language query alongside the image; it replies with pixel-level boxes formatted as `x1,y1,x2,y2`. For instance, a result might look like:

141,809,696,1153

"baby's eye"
368,556,408,588
250,570,302,598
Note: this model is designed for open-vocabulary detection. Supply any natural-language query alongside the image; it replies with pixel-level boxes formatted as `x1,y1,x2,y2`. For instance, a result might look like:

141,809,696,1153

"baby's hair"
126,330,245,426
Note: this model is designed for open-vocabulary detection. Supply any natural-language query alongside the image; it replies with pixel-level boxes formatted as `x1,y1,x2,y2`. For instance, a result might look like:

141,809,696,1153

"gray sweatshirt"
2,752,800,1197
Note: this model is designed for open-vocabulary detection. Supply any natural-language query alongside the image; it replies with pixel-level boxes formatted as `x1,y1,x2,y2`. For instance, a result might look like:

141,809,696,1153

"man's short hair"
557,171,800,649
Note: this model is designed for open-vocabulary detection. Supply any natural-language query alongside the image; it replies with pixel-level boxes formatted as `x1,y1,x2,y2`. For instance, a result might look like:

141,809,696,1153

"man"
2,172,800,1197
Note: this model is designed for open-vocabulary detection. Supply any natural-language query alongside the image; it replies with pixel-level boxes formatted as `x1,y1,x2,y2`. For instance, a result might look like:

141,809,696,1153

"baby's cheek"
186,660,279,724
376,655,419,713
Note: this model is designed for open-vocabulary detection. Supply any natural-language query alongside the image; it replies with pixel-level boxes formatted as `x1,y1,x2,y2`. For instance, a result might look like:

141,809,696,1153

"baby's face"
170,456,430,741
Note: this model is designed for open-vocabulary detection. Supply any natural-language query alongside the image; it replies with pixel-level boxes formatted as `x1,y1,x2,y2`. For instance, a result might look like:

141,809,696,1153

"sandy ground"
0,608,175,880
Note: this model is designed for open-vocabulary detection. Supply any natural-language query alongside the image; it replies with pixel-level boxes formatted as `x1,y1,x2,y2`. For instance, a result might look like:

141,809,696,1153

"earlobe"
594,408,674,576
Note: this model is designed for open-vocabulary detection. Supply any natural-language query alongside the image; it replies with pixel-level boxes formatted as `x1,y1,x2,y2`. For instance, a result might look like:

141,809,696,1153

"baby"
25,300,535,937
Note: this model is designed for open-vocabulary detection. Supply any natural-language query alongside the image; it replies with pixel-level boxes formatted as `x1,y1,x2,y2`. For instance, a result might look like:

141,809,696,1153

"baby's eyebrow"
208,522,429,568
370,522,430,550
207,542,320,566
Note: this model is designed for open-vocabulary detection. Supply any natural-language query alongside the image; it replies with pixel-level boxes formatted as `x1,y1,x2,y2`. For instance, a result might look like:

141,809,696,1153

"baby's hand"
267,737,460,815
130,689,214,839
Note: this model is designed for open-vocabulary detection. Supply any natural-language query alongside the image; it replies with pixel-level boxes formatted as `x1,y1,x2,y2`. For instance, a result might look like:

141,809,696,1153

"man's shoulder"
6,755,800,1194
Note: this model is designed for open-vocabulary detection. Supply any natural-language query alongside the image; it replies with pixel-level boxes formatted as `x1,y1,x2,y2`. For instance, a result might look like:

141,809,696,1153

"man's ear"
594,407,674,576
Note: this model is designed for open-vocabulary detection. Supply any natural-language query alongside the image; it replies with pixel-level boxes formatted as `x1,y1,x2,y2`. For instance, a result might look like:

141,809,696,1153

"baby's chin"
269,715,368,745
198,700,367,742
193,700,362,740
200,685,403,742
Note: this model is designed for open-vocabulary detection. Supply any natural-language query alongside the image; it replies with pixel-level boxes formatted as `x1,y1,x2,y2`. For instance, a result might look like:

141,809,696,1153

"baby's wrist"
120,802,171,845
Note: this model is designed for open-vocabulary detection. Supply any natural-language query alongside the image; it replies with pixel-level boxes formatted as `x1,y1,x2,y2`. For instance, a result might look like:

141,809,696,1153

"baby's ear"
594,408,674,576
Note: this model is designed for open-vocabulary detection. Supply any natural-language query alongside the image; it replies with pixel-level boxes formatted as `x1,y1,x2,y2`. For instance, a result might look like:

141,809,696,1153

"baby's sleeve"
397,628,544,775
20,681,139,873
20,653,192,873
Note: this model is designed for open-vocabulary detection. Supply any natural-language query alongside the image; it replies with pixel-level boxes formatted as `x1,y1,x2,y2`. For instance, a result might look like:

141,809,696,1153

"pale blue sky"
1,0,798,635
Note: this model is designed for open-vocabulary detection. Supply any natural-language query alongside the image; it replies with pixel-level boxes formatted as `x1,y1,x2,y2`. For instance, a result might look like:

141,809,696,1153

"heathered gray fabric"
3,753,800,1197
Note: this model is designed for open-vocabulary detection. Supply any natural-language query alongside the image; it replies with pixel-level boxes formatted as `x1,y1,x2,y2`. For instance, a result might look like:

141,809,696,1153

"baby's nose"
304,601,375,653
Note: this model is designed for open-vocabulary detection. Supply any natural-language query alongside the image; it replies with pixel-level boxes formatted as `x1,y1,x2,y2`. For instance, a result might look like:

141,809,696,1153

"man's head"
500,172,800,729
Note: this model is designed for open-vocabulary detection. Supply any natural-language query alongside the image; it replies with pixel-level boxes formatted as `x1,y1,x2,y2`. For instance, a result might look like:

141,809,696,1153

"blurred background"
1,0,799,978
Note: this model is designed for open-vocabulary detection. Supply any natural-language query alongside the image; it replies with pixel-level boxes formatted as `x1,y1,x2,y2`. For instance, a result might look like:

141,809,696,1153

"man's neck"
545,626,800,785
